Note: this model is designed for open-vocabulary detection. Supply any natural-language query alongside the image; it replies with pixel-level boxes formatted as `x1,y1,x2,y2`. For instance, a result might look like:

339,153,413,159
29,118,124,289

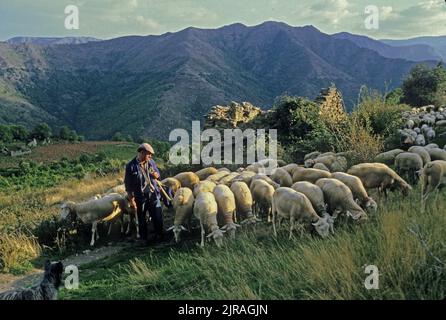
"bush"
31,123,52,141
402,63,446,107
0,125,13,143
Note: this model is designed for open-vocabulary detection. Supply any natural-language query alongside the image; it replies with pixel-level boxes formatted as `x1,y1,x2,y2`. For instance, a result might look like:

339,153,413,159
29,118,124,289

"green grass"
59,187,445,300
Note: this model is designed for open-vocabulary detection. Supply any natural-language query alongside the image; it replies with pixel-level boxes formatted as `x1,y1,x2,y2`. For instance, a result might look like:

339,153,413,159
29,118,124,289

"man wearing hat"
124,143,164,246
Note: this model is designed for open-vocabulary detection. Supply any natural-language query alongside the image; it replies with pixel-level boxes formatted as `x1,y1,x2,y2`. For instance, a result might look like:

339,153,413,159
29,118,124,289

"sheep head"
398,181,412,197
207,228,225,247
166,225,188,243
220,223,241,239
346,210,368,224
365,197,378,214
312,217,330,238
322,212,335,234
60,201,76,220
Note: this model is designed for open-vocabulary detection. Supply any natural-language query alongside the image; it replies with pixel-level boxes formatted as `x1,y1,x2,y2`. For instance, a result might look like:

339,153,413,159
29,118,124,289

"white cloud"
135,15,160,29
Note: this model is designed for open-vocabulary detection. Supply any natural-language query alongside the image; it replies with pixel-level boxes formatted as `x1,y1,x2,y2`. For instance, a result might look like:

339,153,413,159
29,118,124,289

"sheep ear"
234,223,242,228
166,226,175,231
355,198,360,205
220,225,228,230
180,225,189,232
312,222,318,226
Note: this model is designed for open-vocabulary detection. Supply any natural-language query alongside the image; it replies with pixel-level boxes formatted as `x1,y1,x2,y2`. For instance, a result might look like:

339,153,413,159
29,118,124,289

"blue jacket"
124,157,161,200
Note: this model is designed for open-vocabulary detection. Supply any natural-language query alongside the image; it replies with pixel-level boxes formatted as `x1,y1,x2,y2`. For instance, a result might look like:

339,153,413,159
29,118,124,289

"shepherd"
124,143,170,246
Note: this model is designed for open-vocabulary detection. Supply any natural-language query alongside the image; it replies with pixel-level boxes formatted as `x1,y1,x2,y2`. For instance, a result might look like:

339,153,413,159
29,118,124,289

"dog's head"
44,260,64,289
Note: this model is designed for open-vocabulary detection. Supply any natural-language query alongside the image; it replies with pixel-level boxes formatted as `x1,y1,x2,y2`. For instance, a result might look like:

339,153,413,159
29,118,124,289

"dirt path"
0,244,128,292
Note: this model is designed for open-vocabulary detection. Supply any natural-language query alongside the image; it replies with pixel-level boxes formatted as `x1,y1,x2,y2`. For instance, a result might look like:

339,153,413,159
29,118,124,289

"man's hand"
151,171,160,180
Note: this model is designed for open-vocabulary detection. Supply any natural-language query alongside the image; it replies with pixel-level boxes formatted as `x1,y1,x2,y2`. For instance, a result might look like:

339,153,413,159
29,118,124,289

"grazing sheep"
374,149,404,165
408,146,431,165
173,172,200,189
329,156,348,172
230,181,257,224
292,168,332,184
167,187,194,243
60,193,134,246
425,128,436,141
291,181,334,233
304,154,336,169
105,185,139,238
213,185,240,239
195,167,218,180
271,187,331,239
394,152,424,184
218,172,240,186
421,160,446,212
315,178,368,223
271,167,293,187
424,148,446,161
206,171,230,183
106,184,126,195
193,192,225,247
217,167,231,173
250,179,275,221
347,163,412,197
193,180,217,196
331,172,377,213
250,173,280,189
161,177,181,195
313,163,330,172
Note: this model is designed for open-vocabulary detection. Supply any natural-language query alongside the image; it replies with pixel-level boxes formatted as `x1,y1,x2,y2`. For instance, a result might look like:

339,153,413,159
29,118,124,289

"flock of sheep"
59,144,446,248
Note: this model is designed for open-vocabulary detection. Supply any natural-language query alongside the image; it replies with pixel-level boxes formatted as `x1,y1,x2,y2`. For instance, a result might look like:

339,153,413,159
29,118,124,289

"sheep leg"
272,201,277,237
200,222,205,247
90,221,98,246
289,215,295,240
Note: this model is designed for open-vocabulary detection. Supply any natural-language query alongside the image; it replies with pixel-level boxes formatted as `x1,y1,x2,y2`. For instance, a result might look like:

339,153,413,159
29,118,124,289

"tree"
402,63,446,106
9,125,29,141
59,126,71,140
0,125,13,143
31,123,52,141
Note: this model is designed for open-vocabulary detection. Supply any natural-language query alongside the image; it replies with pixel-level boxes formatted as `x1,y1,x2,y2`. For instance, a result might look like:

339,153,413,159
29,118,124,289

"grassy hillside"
59,186,445,300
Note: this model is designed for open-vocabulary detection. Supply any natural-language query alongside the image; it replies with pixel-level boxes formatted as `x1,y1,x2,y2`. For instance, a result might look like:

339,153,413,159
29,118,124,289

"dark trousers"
136,196,163,240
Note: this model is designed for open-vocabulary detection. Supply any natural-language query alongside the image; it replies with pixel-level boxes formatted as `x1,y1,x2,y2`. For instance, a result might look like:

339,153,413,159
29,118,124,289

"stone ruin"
204,101,263,130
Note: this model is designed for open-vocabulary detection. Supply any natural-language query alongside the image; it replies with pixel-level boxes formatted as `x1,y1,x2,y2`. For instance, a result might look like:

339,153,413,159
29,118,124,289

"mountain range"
0,22,439,140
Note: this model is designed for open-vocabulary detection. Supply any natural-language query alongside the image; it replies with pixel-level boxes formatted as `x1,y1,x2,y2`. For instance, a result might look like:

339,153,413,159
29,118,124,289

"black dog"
0,261,64,300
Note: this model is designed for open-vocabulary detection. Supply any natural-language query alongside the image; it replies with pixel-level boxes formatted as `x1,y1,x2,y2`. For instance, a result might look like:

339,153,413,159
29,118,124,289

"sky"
0,0,445,40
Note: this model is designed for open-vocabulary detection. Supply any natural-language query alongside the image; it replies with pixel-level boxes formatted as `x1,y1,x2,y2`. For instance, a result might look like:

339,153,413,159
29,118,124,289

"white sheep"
374,149,404,165
280,163,300,176
161,177,181,195
230,181,258,225
271,167,293,187
408,146,431,165
421,160,446,212
394,152,424,184
347,163,412,197
195,167,218,180
425,143,439,149
331,172,377,214
250,178,275,222
105,185,139,238
167,187,195,243
292,167,332,184
424,147,446,161
271,187,331,239
213,184,240,239
193,180,217,196
315,178,368,223
60,193,134,246
193,192,225,247
304,151,321,161
291,181,334,233
232,170,256,186
173,172,200,189
250,173,280,189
